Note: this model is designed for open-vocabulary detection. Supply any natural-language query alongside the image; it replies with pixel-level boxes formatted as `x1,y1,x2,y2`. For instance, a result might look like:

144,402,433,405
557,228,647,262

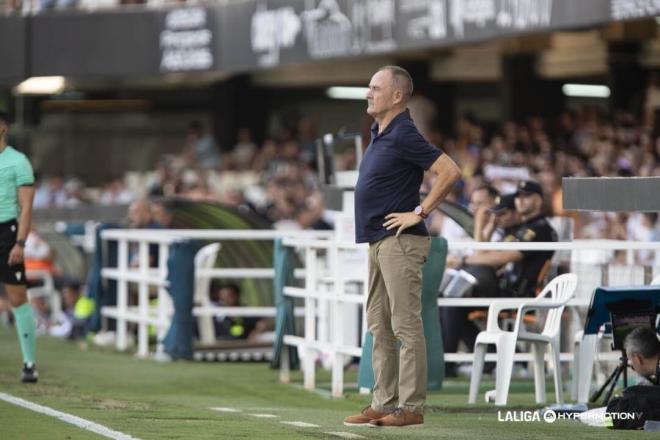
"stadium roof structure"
2,0,660,83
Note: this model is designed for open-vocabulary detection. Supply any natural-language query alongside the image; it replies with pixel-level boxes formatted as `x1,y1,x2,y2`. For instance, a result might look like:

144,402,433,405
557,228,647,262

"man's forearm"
16,207,31,241
466,250,522,268
421,167,460,214
17,188,34,242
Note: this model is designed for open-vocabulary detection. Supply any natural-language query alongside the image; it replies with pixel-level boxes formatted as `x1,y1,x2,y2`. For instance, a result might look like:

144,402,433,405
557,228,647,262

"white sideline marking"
247,413,277,418
325,432,366,439
0,392,139,440
280,421,320,428
209,407,242,413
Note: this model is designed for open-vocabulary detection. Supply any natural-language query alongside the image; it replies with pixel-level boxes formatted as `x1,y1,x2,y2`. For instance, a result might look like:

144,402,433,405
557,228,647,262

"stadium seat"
27,269,62,317
468,273,578,406
193,242,221,345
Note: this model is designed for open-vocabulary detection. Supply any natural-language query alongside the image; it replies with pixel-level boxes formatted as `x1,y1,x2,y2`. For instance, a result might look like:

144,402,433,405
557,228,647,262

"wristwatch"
414,205,428,219
16,240,26,248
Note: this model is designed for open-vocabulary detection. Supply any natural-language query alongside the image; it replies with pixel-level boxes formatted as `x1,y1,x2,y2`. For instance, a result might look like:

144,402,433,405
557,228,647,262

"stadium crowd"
31,106,660,257
9,104,659,341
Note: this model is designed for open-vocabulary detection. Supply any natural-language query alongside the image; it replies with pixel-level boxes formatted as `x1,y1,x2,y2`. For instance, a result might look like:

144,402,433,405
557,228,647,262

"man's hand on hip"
8,245,24,266
384,212,422,237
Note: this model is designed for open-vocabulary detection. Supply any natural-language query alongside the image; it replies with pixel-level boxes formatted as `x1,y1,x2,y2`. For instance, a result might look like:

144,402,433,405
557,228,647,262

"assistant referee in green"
0,111,38,383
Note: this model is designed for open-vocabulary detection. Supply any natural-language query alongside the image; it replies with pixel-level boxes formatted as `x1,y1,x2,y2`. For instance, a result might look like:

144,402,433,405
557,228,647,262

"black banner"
30,10,160,77
0,16,27,84
29,6,220,78
157,6,221,73
11,0,660,79
220,0,623,72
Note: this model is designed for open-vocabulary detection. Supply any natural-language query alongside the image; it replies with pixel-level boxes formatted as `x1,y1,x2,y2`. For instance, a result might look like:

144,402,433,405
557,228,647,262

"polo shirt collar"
370,108,411,139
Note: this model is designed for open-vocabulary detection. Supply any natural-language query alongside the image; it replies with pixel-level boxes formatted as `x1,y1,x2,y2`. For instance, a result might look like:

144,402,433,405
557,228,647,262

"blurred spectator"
443,184,499,268
297,116,317,165
179,170,218,202
125,198,161,267
210,283,269,341
149,156,181,197
99,177,135,205
24,228,57,276
470,184,500,242
20,106,660,240
229,128,257,170
150,199,175,228
33,176,69,208
40,0,77,11
47,281,91,340
251,139,279,173
126,198,155,228
183,120,221,170
63,178,86,207
408,94,438,141
627,213,660,265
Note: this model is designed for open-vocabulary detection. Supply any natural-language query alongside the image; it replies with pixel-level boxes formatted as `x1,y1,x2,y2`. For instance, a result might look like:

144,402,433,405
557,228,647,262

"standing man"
344,66,461,428
0,111,38,383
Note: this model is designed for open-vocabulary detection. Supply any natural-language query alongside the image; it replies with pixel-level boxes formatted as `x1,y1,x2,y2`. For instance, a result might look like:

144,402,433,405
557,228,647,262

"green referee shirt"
0,146,35,223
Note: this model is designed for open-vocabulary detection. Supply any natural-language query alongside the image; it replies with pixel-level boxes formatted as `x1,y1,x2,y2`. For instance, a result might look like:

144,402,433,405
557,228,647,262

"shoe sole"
368,423,424,428
343,422,372,427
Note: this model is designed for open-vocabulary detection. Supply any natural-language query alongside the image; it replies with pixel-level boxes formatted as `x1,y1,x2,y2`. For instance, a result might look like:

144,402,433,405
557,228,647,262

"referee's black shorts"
0,219,27,286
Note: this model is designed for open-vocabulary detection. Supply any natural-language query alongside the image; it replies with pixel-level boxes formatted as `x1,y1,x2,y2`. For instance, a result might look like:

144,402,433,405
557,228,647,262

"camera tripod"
590,351,628,406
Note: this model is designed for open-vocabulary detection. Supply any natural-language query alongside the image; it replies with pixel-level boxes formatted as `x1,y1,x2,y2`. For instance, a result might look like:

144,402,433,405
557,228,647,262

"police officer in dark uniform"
442,182,557,375
441,193,522,374
500,180,558,297
459,181,557,297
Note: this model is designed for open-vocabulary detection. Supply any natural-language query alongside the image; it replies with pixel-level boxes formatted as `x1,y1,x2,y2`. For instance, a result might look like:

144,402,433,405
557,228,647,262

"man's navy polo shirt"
354,109,443,243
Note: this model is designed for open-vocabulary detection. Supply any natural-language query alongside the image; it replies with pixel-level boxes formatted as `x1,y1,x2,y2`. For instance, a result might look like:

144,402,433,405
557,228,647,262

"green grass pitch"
0,327,638,439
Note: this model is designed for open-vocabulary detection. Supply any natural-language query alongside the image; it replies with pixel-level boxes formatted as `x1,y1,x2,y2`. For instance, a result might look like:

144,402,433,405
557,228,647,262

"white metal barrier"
279,238,660,397
279,238,368,397
100,229,332,358
98,230,660,399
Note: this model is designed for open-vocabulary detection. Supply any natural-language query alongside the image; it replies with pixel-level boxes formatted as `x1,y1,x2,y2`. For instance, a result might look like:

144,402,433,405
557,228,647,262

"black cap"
515,180,543,197
490,193,516,214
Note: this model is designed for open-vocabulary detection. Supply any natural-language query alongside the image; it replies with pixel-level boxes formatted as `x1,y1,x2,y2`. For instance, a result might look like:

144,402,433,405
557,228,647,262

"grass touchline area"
0,327,638,439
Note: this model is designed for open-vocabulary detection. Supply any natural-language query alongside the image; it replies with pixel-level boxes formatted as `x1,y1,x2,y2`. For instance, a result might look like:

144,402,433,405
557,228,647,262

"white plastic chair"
652,273,660,286
26,269,62,317
194,243,221,345
468,273,578,406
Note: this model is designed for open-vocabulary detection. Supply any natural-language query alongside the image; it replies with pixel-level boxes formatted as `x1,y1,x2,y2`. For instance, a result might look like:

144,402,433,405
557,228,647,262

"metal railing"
99,228,333,358
278,237,660,397
98,229,660,398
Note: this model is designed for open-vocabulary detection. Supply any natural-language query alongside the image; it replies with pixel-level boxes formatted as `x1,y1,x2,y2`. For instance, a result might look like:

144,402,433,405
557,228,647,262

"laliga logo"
543,409,557,423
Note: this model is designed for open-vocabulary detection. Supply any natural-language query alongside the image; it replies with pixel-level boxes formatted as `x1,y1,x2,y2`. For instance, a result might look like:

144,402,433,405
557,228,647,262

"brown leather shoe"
368,408,423,428
343,406,390,426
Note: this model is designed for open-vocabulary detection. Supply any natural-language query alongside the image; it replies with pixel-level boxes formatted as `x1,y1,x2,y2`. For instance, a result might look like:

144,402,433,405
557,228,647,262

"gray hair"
624,327,660,358
378,65,413,101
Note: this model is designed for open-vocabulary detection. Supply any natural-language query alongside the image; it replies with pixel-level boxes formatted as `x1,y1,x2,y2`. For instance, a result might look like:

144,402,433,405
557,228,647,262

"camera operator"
606,327,660,429
624,327,660,386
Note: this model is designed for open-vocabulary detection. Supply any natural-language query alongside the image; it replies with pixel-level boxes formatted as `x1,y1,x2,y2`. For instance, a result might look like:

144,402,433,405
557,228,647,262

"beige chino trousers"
367,233,430,415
